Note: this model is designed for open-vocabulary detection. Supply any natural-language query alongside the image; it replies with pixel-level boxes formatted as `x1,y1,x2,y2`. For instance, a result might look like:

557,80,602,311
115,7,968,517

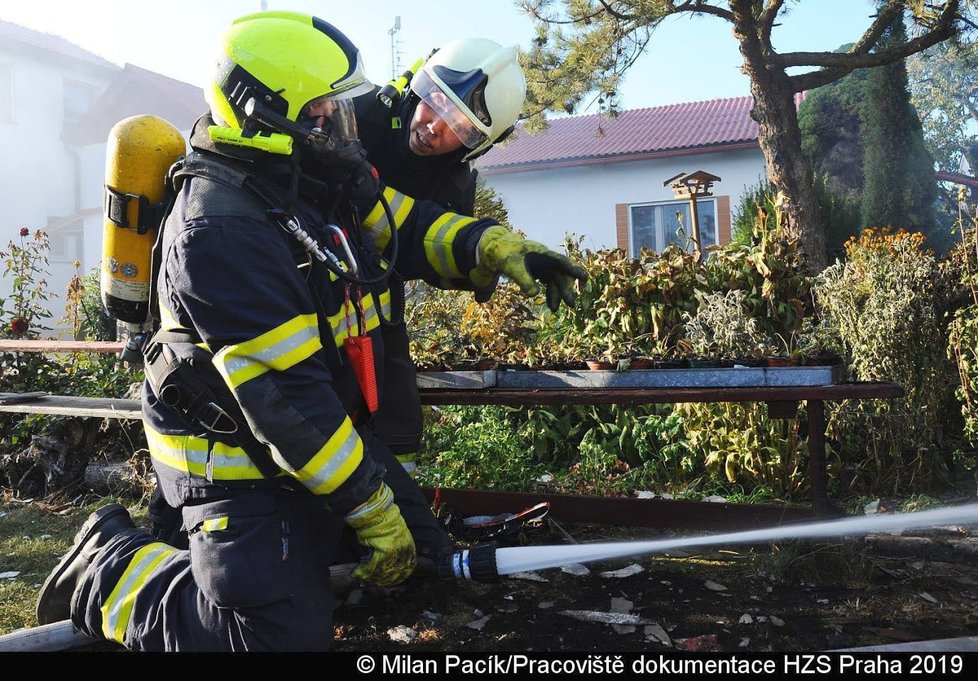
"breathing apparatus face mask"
298,95,362,161
238,92,364,167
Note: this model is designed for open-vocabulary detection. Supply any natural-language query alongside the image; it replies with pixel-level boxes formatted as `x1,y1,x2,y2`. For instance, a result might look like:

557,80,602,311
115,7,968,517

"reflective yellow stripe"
326,301,358,347
145,425,267,481
158,301,180,333
214,313,322,388
424,213,476,277
325,292,387,347
202,516,228,532
101,543,176,643
360,293,383,334
362,187,414,250
377,290,392,324
294,417,364,494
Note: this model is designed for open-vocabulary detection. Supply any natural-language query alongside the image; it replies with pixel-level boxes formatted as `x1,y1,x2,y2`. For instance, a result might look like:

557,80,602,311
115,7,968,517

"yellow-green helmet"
206,11,373,155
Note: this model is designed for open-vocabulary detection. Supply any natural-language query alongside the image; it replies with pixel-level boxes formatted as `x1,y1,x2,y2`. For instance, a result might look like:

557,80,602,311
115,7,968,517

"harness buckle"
197,402,239,435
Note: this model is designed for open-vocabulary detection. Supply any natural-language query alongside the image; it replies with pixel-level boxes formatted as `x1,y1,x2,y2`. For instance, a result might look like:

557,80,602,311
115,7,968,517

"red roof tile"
478,96,759,172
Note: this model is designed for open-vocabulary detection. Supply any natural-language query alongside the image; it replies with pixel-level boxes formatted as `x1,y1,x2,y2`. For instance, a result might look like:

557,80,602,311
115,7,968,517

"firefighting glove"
470,226,588,312
345,482,417,587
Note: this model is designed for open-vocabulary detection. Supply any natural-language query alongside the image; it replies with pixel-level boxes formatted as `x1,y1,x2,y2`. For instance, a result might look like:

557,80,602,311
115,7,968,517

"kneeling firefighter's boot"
36,504,136,625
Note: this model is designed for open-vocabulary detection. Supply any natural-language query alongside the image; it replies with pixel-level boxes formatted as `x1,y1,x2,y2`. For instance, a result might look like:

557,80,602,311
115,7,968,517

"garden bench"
0,339,903,527
0,348,904,529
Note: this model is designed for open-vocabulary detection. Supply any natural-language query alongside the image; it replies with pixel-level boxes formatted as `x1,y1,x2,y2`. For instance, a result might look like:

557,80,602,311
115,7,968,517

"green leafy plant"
819,228,959,494
682,289,775,359
675,402,807,498
706,194,813,351
404,283,471,369
946,206,978,474
0,237,141,497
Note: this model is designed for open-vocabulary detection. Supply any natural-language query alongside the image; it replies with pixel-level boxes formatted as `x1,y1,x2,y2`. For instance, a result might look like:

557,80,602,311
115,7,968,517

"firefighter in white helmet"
352,38,531,559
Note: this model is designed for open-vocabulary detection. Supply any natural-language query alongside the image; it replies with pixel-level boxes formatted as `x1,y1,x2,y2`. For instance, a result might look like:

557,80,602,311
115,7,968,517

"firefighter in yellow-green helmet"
36,11,586,652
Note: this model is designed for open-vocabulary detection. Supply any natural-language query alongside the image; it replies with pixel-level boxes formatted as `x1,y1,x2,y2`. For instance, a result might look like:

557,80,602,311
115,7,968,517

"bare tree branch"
759,0,786,45
685,0,735,21
597,0,637,21
846,0,907,56
786,20,957,87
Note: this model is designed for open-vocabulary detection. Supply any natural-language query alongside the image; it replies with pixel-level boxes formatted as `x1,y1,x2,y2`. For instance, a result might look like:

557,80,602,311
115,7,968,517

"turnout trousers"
73,490,345,651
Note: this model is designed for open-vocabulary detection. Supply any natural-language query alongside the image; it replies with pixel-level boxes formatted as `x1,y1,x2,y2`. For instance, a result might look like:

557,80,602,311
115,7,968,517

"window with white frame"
63,79,98,126
49,219,84,262
629,199,717,256
0,63,13,122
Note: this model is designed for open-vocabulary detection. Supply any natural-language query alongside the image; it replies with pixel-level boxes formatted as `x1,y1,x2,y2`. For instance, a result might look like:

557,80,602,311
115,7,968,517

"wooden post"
688,196,702,261
807,399,828,516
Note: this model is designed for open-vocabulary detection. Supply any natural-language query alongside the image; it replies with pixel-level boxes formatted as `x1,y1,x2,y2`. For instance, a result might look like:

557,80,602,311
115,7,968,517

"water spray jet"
436,502,978,580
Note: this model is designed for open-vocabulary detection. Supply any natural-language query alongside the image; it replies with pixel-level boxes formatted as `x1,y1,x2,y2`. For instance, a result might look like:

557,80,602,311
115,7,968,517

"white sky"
1,0,883,111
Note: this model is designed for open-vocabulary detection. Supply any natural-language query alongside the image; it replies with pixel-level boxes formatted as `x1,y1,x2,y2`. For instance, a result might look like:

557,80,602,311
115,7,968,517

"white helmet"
410,38,526,161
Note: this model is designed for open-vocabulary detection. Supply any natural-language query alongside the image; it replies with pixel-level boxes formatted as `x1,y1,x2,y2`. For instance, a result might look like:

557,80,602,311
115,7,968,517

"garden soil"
15,503,978,653
331,519,978,653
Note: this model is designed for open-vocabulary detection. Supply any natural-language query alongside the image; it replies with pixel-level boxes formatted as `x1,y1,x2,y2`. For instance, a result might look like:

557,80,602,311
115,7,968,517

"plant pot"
765,355,801,367
628,358,653,370
688,358,722,368
653,358,687,369
803,351,843,367
730,356,766,368
585,359,615,371
453,359,498,371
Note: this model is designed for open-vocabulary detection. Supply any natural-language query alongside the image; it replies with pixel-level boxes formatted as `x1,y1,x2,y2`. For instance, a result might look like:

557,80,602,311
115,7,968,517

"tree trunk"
733,7,827,272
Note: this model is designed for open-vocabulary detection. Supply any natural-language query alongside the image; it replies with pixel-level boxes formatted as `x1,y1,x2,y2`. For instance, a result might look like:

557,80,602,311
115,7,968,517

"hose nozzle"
437,542,500,582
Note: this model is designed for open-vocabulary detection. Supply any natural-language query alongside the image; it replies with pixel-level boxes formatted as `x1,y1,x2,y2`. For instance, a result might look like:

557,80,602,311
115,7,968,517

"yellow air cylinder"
101,115,185,324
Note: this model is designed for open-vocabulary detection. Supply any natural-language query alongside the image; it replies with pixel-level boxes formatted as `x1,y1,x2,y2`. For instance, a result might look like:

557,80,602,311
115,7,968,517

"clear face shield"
410,69,488,151
299,95,360,155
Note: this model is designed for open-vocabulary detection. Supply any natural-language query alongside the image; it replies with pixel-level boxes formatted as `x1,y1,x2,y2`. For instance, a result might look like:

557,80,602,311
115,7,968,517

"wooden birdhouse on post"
663,170,721,261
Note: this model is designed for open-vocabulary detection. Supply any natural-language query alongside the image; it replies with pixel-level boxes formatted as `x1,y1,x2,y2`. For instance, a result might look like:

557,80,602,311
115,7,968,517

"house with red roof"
476,97,767,254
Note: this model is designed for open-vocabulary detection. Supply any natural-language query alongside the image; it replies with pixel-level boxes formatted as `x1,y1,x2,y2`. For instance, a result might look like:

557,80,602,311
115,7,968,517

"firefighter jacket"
143,116,496,514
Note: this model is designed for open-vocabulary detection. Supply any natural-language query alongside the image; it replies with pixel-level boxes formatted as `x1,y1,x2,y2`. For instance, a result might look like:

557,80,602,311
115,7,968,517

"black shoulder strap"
142,331,282,480
170,151,289,212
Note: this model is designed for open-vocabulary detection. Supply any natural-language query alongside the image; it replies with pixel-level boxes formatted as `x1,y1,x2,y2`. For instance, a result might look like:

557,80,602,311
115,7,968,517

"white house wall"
1,56,113,238
1,44,116,325
481,148,767,251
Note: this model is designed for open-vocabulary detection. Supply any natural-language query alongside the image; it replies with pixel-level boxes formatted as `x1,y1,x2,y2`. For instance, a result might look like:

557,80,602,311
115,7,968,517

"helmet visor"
411,70,488,150
301,95,359,150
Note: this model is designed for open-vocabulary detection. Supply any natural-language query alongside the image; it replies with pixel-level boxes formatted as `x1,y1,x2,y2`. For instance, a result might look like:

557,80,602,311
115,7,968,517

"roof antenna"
388,16,402,79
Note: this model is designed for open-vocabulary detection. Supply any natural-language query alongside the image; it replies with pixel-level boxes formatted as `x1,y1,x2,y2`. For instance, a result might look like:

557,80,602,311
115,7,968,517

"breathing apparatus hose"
330,180,400,288
277,180,399,289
